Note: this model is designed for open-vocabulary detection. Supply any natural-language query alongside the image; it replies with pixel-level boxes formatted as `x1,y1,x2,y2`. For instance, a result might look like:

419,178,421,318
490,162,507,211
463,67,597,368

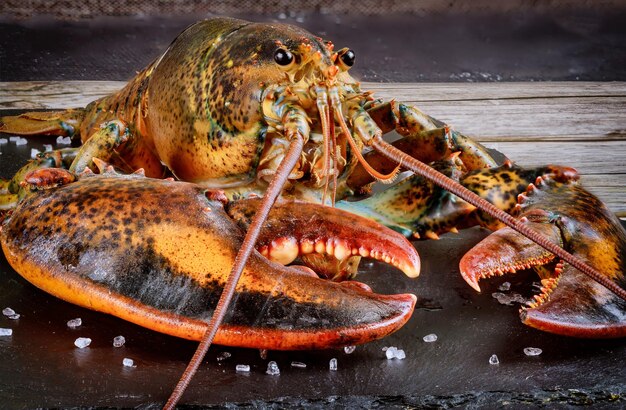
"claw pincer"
461,175,626,338
0,170,418,349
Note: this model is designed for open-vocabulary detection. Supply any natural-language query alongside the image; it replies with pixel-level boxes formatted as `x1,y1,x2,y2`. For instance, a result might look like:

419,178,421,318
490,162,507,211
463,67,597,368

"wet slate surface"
1,132,626,408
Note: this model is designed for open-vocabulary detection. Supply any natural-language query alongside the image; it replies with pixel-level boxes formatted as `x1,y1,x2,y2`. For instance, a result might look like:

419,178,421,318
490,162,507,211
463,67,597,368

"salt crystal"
15,137,27,146
259,349,268,360
31,148,41,159
74,337,91,348
9,136,19,142
291,361,307,368
343,345,356,354
491,292,527,306
523,347,543,357
235,364,250,373
498,282,511,291
277,12,287,19
2,307,20,320
56,136,72,145
266,361,280,375
43,144,53,152
384,346,406,360
113,335,126,347
2,307,15,316
329,358,337,371
217,352,231,361
122,358,135,367
423,333,438,343
67,318,82,328
0,328,13,336
0,138,7,144
489,354,499,365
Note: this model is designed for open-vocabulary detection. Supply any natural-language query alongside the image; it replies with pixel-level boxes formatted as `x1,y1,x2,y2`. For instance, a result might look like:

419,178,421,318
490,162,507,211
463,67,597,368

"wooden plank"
485,141,626,175
2,81,625,141
366,82,626,102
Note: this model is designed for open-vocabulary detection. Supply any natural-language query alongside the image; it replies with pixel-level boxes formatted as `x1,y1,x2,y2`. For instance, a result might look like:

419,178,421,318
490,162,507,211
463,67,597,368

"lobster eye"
340,49,355,67
274,48,294,66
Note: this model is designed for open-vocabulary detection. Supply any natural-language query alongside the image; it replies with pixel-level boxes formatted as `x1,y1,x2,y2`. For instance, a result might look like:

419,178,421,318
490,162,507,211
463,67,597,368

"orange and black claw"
1,174,417,350
226,197,421,279
460,177,626,338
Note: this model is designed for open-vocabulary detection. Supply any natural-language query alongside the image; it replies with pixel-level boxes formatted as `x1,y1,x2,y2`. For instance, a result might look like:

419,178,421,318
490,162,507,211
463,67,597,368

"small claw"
462,178,626,338
226,198,421,279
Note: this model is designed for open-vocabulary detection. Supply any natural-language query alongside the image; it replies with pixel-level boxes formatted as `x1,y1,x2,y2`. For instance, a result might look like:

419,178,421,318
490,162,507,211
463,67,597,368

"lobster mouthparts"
1,171,419,349
460,177,626,338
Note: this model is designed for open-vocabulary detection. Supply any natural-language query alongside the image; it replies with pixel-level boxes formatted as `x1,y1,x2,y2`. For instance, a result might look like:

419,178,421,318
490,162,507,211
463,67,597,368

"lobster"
1,17,624,407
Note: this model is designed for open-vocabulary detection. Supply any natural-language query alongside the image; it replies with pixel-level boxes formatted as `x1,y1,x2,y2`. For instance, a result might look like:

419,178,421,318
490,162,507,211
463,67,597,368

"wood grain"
1,81,624,215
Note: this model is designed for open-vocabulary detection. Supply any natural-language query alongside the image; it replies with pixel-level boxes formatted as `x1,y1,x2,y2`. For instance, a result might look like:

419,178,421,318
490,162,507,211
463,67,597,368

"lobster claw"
460,178,626,338
1,169,419,350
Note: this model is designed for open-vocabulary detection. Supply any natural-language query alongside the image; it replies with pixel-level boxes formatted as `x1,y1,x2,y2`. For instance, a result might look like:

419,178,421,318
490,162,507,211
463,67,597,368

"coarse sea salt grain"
329,358,338,371
113,335,126,347
2,307,16,317
15,137,28,146
343,345,356,354
0,328,13,336
122,358,135,367
31,148,41,159
2,307,20,320
56,136,72,145
489,354,499,365
291,361,307,368
74,337,91,348
43,144,53,152
67,318,82,328
422,333,438,343
498,281,511,291
384,346,406,360
523,347,543,357
9,136,19,142
235,364,250,373
217,352,231,362
0,138,7,144
266,361,280,375
491,292,527,306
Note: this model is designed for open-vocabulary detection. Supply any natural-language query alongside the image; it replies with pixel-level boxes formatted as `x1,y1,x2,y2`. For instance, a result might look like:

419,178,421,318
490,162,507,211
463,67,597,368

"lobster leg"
0,148,77,210
348,101,499,191
341,155,579,239
0,109,84,137
0,120,130,211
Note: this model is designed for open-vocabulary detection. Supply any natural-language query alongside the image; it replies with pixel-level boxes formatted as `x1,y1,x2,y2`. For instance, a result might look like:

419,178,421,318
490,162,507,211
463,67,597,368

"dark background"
1,6,626,83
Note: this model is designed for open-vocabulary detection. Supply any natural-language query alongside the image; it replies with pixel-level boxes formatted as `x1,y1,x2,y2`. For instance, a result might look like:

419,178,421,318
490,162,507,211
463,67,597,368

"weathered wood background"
1,81,624,216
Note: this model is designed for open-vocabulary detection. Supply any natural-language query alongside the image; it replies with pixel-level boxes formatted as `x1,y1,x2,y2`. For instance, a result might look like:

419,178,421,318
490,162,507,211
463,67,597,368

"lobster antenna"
371,136,626,303
163,134,305,409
